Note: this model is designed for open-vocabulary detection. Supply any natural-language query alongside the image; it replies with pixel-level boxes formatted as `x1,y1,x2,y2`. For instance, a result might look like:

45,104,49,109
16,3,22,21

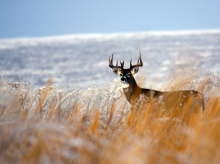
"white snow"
0,30,219,89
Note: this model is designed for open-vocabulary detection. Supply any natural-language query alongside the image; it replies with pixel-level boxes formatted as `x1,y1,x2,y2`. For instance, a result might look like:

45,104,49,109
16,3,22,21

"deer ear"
131,67,139,75
112,68,122,75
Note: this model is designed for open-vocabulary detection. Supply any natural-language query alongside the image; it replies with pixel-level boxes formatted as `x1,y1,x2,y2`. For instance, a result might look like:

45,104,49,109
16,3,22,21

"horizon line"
1,29,220,41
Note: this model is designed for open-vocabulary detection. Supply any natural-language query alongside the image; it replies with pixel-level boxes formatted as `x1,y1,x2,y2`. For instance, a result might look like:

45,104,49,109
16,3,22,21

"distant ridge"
0,29,219,89
1,29,220,41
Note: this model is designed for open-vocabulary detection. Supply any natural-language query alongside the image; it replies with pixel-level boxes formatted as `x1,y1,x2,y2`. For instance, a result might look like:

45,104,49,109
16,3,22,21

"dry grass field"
0,76,220,164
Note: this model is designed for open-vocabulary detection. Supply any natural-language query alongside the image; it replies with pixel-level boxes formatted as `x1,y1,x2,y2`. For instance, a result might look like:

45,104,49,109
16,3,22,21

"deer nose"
121,77,126,81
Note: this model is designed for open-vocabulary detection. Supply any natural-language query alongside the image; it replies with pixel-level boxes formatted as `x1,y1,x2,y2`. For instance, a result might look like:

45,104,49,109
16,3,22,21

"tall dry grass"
0,76,220,164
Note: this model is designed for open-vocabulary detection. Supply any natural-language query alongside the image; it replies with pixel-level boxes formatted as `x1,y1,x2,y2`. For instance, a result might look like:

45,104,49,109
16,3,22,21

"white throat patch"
121,81,129,88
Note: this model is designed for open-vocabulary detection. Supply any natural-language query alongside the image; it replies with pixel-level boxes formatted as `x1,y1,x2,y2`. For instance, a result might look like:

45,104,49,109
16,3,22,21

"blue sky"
0,0,220,39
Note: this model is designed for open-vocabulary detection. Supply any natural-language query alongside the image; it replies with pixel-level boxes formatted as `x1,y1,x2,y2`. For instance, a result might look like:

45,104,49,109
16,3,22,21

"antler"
130,50,143,69
109,53,124,70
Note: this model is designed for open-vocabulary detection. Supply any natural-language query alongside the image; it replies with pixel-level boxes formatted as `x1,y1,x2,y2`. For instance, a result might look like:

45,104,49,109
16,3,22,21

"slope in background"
0,30,219,89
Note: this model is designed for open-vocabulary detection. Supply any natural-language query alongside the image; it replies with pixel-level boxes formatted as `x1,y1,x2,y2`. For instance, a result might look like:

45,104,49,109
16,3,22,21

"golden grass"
0,77,220,164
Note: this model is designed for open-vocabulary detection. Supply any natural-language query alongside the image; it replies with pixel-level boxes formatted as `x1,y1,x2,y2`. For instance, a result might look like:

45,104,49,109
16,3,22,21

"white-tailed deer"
109,50,204,111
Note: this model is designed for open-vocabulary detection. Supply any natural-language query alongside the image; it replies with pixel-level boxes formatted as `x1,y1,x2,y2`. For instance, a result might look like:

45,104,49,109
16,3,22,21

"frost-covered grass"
0,76,220,164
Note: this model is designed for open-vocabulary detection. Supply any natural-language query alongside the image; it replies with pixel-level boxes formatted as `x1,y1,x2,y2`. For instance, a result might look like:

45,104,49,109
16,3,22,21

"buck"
109,50,204,111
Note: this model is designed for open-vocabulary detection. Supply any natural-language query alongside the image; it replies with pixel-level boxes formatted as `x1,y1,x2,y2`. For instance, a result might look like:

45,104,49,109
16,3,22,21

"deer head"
109,50,143,88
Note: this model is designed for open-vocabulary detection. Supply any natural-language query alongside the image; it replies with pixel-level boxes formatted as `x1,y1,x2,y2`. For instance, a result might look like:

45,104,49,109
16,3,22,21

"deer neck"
122,78,141,103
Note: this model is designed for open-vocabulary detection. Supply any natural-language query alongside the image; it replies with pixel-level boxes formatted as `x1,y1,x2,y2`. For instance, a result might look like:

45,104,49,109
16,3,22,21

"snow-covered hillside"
0,30,219,89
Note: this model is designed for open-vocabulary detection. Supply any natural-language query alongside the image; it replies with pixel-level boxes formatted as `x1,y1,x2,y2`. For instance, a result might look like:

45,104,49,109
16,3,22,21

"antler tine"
138,51,143,66
120,60,124,69
109,53,113,68
130,50,143,69
138,49,141,57
137,50,143,66
109,52,122,69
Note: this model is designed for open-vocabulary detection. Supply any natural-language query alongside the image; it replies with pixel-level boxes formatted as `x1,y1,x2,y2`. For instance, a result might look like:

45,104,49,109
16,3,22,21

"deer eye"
127,73,131,76
120,73,123,76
